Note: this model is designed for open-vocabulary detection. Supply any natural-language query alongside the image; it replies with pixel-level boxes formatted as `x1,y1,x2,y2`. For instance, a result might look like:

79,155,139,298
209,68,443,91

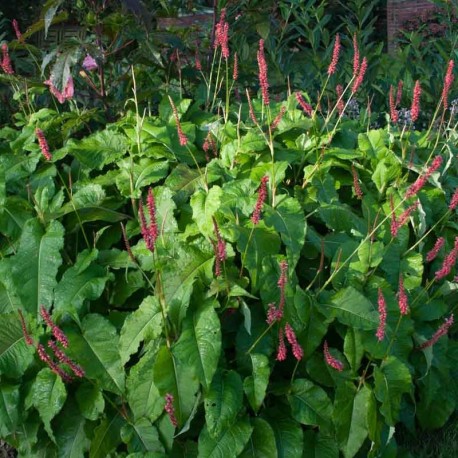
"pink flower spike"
284,323,303,360
327,34,341,76
295,92,313,116
449,188,458,211
352,57,368,94
251,175,269,225
426,237,445,262
353,33,360,78
169,97,188,146
82,54,98,71
418,314,454,349
246,90,259,124
48,340,84,378
277,260,288,311
398,276,409,315
276,327,287,361
1,43,14,75
214,9,229,59
266,303,283,325
18,310,34,346
410,80,421,122
435,237,458,280
257,39,269,106
270,106,286,130
376,288,387,341
323,340,344,371
442,60,454,110
389,85,398,123
147,187,158,250
12,20,22,40
352,164,363,199
40,305,68,348
213,219,227,277
233,53,238,81
164,393,178,427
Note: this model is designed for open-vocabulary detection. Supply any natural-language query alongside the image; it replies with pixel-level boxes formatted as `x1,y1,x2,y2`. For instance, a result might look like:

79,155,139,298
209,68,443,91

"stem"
246,323,275,355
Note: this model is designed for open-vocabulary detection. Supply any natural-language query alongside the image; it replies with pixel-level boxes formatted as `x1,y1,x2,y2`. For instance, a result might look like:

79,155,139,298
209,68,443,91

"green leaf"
287,379,333,431
65,130,127,170
263,408,303,458
198,416,253,458
325,287,379,330
190,186,223,237
236,224,281,291
0,313,34,378
90,410,125,458
54,399,90,458
75,383,105,421
31,368,67,442
344,328,364,372
11,218,64,316
374,356,412,426
65,314,125,395
240,417,278,458
173,300,221,390
334,382,371,458
318,204,366,235
204,370,243,438
303,430,339,458
264,196,306,268
119,296,162,365
358,130,388,157
243,353,270,413
121,419,164,453
0,384,20,437
153,345,199,426
127,347,164,422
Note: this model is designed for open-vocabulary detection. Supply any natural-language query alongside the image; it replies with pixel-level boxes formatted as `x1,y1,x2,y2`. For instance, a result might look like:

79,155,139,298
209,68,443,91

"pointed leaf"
119,296,162,365
303,430,339,458
31,368,67,442
240,417,278,458
65,314,125,395
121,419,164,453
190,186,223,237
75,383,105,421
11,218,64,316
204,370,243,438
344,328,364,372
90,410,125,458
288,379,333,431
173,300,221,390
0,384,20,437
198,416,253,458
243,353,270,413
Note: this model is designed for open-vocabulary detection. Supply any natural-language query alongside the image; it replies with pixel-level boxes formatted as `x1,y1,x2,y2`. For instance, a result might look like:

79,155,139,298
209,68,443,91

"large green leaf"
153,345,199,426
127,347,164,422
287,379,333,431
374,356,412,426
119,296,163,365
0,313,35,378
198,416,253,458
90,410,125,458
263,408,303,458
54,399,90,458
190,186,223,237
121,419,164,453
303,430,339,458
11,218,64,316
75,383,105,421
0,384,20,437
243,353,270,413
324,287,379,330
264,196,306,268
65,314,125,395
240,417,278,458
30,368,67,442
173,300,221,390
334,382,371,458
204,370,243,438
344,328,364,373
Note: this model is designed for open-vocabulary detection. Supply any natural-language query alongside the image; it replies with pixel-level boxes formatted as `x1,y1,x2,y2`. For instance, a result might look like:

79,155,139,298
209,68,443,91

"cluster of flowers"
164,393,178,427
19,307,84,383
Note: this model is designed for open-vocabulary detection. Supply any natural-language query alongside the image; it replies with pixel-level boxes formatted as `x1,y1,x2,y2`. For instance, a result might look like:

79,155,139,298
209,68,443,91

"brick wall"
387,0,436,52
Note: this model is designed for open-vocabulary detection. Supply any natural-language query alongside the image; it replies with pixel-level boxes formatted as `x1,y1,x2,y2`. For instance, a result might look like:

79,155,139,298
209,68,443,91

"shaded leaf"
240,417,278,458
121,419,164,453
90,410,125,458
243,353,270,413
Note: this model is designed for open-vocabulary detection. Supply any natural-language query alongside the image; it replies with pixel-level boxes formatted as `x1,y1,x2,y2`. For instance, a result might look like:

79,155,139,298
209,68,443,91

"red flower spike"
48,340,84,378
389,85,398,123
12,19,22,40
35,128,52,161
36,344,73,382
398,276,409,315
449,188,458,211
376,288,387,341
435,237,458,280
277,260,288,311
442,60,454,110
233,53,238,81
418,314,454,349
257,39,269,106
323,340,344,371
410,80,421,122
1,43,14,75
214,9,229,59
40,306,68,348
138,199,154,253
284,323,303,360
391,201,419,237
247,90,259,124
351,165,363,199
270,106,286,130
327,34,341,76
426,237,445,262
164,393,178,427
121,223,136,263
169,98,188,146
352,57,368,94
147,187,158,250
18,310,33,346
406,155,442,198
336,85,345,115
276,327,287,361
213,220,227,277
251,175,269,225
295,92,313,116
266,303,283,325
195,51,202,71
353,33,360,78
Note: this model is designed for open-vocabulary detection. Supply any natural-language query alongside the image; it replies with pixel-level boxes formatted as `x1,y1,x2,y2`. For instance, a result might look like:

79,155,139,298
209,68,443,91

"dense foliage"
0,1,457,457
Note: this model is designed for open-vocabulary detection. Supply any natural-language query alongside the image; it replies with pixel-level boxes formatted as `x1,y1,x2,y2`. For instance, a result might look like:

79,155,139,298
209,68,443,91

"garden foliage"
0,1,457,457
